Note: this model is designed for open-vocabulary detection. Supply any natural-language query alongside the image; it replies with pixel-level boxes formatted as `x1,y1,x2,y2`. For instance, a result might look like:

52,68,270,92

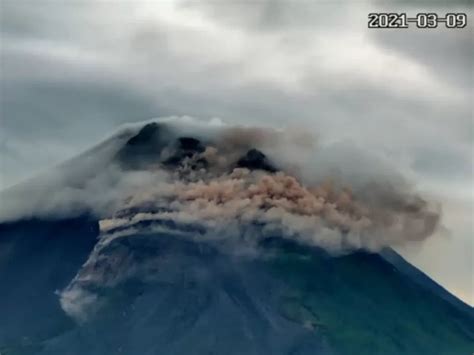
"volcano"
0,119,472,355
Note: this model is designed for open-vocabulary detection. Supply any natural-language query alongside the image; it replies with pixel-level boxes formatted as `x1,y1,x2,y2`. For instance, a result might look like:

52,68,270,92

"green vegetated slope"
270,245,474,355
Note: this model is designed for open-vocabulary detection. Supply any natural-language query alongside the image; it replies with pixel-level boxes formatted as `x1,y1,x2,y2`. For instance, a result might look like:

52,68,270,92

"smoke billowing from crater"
0,117,441,253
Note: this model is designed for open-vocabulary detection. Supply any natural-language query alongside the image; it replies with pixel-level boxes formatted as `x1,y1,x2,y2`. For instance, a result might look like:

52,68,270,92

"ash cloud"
0,117,440,253
103,160,439,253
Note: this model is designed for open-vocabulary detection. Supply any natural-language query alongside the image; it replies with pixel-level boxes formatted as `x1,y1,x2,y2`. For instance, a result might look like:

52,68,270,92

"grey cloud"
181,0,360,32
370,21,473,89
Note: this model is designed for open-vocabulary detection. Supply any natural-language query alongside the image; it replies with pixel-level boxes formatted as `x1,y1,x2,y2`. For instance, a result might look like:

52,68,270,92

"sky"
0,1,472,304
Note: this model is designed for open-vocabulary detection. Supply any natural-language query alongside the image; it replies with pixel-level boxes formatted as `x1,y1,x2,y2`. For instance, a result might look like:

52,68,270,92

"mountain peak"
115,122,278,174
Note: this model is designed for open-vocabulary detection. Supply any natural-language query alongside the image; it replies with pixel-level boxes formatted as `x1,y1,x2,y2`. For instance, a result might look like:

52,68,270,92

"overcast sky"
0,0,472,303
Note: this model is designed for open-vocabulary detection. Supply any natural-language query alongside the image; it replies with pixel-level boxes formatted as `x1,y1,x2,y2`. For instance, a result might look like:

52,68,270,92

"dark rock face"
126,123,160,146
115,123,208,171
177,137,205,153
115,123,277,174
116,123,172,169
237,149,277,172
163,137,206,168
